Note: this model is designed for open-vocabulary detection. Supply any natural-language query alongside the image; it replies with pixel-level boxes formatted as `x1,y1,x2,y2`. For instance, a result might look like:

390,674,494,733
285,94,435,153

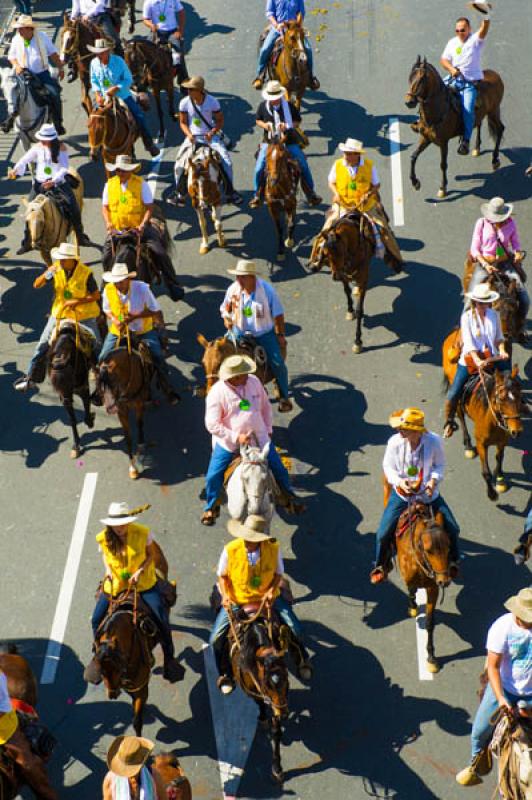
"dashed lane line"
388,117,405,228
415,588,434,682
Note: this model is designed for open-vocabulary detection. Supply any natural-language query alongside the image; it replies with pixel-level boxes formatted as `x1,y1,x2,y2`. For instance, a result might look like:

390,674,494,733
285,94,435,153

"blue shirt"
90,54,133,100
266,0,305,23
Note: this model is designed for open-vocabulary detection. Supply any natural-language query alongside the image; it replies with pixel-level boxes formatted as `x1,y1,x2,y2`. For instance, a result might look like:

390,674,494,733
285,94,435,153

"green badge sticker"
192,117,201,127
158,13,166,20
120,569,131,580
103,78,111,87
24,39,30,47
349,181,357,191
496,245,505,257
239,399,251,411
44,166,52,175
243,306,253,317
63,289,72,300
120,195,128,204
118,314,124,322
250,575,261,589
456,46,462,55
407,465,419,477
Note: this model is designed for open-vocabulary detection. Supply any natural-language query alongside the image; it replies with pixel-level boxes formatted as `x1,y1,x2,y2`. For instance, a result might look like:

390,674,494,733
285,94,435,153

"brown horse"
405,57,505,197
268,14,310,109
197,333,284,396
60,14,102,115
152,754,192,800
187,145,226,255
463,259,521,355
88,100,139,168
263,137,299,262
124,38,178,141
443,333,523,499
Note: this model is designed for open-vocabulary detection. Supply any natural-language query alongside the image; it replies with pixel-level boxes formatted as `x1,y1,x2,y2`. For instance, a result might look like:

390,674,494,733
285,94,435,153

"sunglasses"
455,27,467,32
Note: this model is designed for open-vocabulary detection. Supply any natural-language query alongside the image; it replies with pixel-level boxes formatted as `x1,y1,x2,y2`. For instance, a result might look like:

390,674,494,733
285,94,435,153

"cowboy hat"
102,262,137,283
182,75,205,92
100,501,139,527
480,196,513,224
227,514,272,543
36,123,58,141
505,587,532,624
107,736,154,778
87,37,114,54
389,407,427,433
338,138,365,154
468,2,492,14
105,154,141,172
14,14,35,27
262,79,285,101
227,259,260,277
466,283,500,304
50,242,79,262
219,354,256,382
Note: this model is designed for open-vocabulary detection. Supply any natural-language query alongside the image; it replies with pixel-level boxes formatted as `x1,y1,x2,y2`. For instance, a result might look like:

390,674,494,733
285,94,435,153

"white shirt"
383,431,446,502
441,31,485,82
459,307,503,366
217,546,284,577
179,94,220,136
328,155,379,186
72,0,110,18
102,179,153,207
0,672,11,713
8,30,57,73
143,0,183,31
13,142,69,184
103,280,160,332
486,613,532,696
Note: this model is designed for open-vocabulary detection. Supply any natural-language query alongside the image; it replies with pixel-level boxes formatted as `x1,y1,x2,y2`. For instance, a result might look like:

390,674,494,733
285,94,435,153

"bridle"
407,502,450,586
95,596,153,694
406,60,450,127
478,369,521,432
88,101,136,157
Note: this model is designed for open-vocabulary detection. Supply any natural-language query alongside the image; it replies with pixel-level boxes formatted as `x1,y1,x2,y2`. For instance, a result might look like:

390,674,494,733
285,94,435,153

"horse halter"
479,370,521,432
408,505,450,584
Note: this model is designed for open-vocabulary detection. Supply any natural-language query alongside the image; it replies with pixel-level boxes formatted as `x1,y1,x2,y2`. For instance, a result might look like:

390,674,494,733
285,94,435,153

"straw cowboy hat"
227,259,260,277
14,14,35,27
100,501,139,527
105,154,141,172
50,242,79,262
389,407,427,433
480,196,513,224
262,79,285,101
227,514,272,543
102,262,137,284
87,37,114,54
182,75,205,92
466,283,500,304
36,123,58,141
505,587,532,624
338,138,365,154
107,736,154,778
218,354,256,381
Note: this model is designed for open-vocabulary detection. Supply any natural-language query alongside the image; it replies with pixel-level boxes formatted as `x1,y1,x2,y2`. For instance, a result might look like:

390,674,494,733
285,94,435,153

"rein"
97,588,152,693
477,369,520,432
407,502,449,588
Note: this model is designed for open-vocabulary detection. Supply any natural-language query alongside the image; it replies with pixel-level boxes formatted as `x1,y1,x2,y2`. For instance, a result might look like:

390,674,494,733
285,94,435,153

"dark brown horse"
197,332,284,395
60,14,105,114
263,137,299,262
268,14,310,109
88,99,139,168
124,38,178,140
405,56,505,197
152,754,192,800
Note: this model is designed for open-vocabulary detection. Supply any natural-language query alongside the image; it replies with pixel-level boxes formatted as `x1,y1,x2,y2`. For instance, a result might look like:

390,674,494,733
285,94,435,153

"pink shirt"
205,374,273,453
470,217,521,260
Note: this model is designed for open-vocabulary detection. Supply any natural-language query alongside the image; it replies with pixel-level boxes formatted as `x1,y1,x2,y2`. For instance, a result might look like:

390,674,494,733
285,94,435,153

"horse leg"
409,136,431,192
494,441,508,494
135,402,146,471
64,397,81,459
458,405,476,458
269,206,285,262
118,407,137,479
352,288,366,354
271,714,284,784
197,207,209,255
472,122,481,157
212,205,225,248
343,278,354,321
425,583,440,674
477,440,497,501
284,204,295,249
82,389,95,429
154,87,164,141
132,688,147,736
407,586,418,618
128,0,136,33
437,141,449,199
490,113,504,171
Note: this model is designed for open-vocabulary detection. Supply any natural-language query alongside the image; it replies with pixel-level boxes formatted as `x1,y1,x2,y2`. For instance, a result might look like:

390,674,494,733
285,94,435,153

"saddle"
258,26,284,70
0,709,56,767
229,332,268,370
395,501,430,539
96,591,159,642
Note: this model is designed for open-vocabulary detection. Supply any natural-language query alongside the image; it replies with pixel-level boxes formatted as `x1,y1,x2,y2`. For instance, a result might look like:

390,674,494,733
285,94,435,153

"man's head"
389,407,426,448
88,38,114,63
262,80,285,107
19,25,34,41
344,151,361,166
14,14,35,41
227,259,259,289
455,17,471,43
61,258,78,273
236,274,256,292
106,154,140,179
339,138,364,167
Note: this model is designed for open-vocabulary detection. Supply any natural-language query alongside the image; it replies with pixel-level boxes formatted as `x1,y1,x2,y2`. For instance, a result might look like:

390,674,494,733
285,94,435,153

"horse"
187,145,226,256
88,99,139,168
152,754,192,800
490,707,532,799
226,442,275,526
442,334,523,500
197,333,283,396
463,259,521,356
60,14,102,115
47,320,96,459
263,137,299,262
0,67,51,152
405,56,505,198
124,38,178,141
266,14,310,110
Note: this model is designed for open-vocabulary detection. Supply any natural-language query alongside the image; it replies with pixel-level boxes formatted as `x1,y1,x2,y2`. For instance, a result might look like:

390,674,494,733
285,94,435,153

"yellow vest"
335,158,376,212
103,282,153,336
51,262,99,322
226,538,280,605
96,523,157,596
0,710,18,746
107,174,145,230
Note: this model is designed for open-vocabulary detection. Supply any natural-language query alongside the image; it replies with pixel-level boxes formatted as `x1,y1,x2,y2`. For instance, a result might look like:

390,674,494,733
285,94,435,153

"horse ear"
196,333,209,349
416,54,421,65
511,364,519,378
423,56,427,66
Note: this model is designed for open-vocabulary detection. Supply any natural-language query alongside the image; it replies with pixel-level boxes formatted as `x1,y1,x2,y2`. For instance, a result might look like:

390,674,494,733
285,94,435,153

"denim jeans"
27,315,101,378
99,328,163,365
254,142,314,192
231,328,289,398
193,135,233,181
470,683,529,757
210,595,304,648
375,491,460,564
123,95,153,142
518,508,532,545
447,361,511,402
204,441,292,511
91,12,121,48
445,75,477,141
257,26,314,76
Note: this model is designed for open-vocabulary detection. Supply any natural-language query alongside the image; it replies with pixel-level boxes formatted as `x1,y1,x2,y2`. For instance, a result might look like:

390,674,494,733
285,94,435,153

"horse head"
266,139,289,188
88,106,107,160
124,41,147,91
24,198,44,248
197,333,230,392
416,510,451,587
49,324,76,372
494,366,523,438
493,277,520,341
240,442,271,516
239,617,289,718
94,633,125,699
322,230,346,281
405,56,436,107
283,15,306,63
60,13,78,61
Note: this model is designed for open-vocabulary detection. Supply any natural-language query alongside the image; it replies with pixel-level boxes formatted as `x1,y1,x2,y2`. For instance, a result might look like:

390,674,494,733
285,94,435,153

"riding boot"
215,638,234,693
66,60,78,83
249,186,264,208
289,637,312,680
219,165,243,206
16,224,32,255
369,540,393,584
72,222,93,248
443,399,459,438
141,134,160,158
168,167,187,205
301,178,322,207
154,362,180,405
457,137,470,156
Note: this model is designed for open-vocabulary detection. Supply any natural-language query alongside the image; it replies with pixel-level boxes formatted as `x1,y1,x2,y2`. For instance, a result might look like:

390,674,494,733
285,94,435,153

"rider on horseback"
249,79,321,208
370,408,460,584
440,4,491,155
89,38,160,156
142,0,185,68
170,75,242,207
9,122,91,254
201,354,305,525
70,0,124,61
221,259,293,412
103,736,167,800
3,15,65,135
13,241,101,392
253,0,319,90
210,514,312,694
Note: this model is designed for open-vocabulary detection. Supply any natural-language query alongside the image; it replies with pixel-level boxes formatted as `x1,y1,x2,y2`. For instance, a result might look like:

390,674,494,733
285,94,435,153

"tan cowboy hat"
50,242,79,262
227,514,272,543
87,37,115,54
182,75,205,92
505,587,532,624
106,154,141,172
107,736,154,778
466,283,500,304
14,14,35,27
102,262,137,284
36,123,58,141
100,501,138,527
218,354,256,381
480,196,513,224
389,407,427,433
338,138,365,154
262,80,285,101
227,259,260,277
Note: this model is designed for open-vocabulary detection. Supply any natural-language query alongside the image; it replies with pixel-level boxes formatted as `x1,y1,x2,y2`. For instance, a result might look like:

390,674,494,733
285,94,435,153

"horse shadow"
184,1,235,46
238,204,323,272
0,264,48,341
451,145,532,203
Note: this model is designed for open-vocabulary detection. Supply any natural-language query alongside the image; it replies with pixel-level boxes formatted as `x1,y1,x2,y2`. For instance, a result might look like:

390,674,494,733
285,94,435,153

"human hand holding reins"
238,432,253,446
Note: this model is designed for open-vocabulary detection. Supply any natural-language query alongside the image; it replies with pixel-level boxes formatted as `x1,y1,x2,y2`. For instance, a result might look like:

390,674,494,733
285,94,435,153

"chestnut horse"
153,754,192,800
124,39,178,141
443,333,523,499
267,14,310,109
88,100,139,168
187,146,225,256
197,332,284,395
263,137,299,262
405,57,504,197
60,15,102,115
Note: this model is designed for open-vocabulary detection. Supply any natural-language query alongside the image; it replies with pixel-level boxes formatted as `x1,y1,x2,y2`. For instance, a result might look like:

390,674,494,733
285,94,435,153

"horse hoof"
271,769,284,785
427,660,440,674
352,286,361,297
437,189,446,199
218,237,226,249
488,488,498,502
129,466,139,480
285,238,294,248
495,479,508,494
412,180,421,191
70,448,81,459
345,311,354,321
277,253,285,262
493,160,501,171
352,343,362,354
408,606,418,618
85,412,95,429
199,244,209,255
464,448,476,459
471,149,480,157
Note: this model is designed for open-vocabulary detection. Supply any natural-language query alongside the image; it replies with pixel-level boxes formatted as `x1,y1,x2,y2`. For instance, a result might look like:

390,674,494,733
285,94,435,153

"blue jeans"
210,596,303,646
375,491,460,564
445,75,477,141
518,508,532,545
204,441,292,511
27,315,101,378
257,26,314,76
123,95,153,143
470,684,529,757
14,0,31,12
254,142,314,192
98,328,163,366
231,328,289,399
447,361,511,402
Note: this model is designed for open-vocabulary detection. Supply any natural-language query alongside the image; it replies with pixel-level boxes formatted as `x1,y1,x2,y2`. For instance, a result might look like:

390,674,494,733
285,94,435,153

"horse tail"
487,114,503,143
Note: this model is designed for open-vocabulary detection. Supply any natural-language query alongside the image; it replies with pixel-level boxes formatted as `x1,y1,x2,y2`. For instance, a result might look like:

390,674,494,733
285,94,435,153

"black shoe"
307,193,322,207
57,124,66,136
216,674,235,694
165,391,181,405
167,192,186,207
0,115,15,134
163,657,185,682
249,194,263,209
309,76,320,90
147,143,160,157
514,545,528,566
457,138,470,156
66,66,78,83
90,390,103,406
228,191,243,206
13,375,36,392
76,232,93,247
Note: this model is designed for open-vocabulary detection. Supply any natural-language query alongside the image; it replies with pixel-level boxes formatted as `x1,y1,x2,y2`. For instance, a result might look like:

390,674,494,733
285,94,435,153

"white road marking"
147,140,165,197
203,644,258,798
40,473,98,684
388,117,405,227
415,588,434,681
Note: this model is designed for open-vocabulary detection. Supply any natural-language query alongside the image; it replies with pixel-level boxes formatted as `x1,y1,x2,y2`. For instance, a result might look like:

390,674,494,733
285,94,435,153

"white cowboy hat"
181,75,205,92
102,262,137,283
227,514,272,543
36,123,59,141
227,259,260,277
468,2,492,14
50,242,79,261
218,354,256,381
87,37,115,54
107,736,154,778
100,501,139,527
480,196,513,224
106,154,141,172
505,587,532,624
338,137,365,153
466,283,500,304
262,79,285,101
14,14,35,27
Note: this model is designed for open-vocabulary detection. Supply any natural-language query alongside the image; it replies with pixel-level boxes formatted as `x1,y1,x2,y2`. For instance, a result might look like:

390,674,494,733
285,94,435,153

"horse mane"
409,56,445,90
238,620,270,673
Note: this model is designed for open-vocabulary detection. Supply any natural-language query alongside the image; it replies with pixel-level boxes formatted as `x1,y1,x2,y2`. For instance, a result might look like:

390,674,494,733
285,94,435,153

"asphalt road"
1,0,531,798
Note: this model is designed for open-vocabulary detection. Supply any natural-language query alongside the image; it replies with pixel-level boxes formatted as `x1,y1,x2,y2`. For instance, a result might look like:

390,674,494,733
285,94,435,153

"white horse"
227,442,275,527
186,144,225,255
0,66,51,151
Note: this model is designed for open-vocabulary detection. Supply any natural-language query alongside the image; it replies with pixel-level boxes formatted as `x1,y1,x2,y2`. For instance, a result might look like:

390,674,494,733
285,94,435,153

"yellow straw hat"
389,407,426,433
